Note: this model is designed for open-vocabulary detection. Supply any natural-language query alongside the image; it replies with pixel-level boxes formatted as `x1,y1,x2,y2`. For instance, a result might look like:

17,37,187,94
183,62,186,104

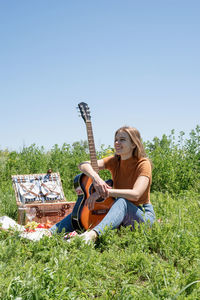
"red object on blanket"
37,224,46,229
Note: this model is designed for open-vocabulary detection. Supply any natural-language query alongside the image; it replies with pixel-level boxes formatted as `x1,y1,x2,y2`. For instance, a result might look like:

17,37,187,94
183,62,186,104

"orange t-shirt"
103,155,152,205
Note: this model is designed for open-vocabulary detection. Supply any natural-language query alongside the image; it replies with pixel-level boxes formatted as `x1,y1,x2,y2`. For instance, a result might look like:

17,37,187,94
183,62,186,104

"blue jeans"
49,213,74,235
93,198,155,235
49,198,155,236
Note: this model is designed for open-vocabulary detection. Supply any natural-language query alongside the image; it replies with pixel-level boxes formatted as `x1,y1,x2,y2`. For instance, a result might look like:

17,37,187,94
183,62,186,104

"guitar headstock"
78,102,91,123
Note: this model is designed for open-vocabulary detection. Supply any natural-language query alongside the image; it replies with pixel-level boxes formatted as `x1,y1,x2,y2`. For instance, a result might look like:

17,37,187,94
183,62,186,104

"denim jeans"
93,197,155,235
49,197,155,236
49,213,74,235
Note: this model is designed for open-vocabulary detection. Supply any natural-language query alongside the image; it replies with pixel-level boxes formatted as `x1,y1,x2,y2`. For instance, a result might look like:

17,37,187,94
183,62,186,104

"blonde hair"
114,126,147,159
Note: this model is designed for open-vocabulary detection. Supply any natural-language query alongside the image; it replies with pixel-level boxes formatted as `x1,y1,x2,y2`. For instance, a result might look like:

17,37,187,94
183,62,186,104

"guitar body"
71,173,114,231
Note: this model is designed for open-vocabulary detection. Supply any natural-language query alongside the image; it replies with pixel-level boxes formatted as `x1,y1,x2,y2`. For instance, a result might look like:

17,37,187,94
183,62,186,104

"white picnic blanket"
0,216,49,241
0,216,24,231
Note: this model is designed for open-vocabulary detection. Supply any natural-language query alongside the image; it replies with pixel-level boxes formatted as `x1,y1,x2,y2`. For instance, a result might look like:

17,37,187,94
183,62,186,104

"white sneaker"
67,230,97,244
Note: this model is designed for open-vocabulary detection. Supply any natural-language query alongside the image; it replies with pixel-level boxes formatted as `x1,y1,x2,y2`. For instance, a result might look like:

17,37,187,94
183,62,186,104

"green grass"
0,191,199,299
0,127,200,299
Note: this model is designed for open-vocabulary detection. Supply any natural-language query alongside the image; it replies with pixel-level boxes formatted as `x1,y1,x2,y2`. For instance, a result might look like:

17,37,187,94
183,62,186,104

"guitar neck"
86,121,99,173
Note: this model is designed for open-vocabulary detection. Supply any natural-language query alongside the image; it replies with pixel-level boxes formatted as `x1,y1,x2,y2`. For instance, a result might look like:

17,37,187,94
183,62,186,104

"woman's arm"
85,176,149,210
78,159,111,198
78,159,104,177
108,175,150,202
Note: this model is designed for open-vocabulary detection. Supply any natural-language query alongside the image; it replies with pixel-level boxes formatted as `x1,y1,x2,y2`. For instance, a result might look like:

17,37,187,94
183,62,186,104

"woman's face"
114,130,135,160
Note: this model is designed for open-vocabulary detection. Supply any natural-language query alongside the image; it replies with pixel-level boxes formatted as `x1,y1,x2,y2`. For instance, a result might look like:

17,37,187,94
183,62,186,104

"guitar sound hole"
96,197,104,203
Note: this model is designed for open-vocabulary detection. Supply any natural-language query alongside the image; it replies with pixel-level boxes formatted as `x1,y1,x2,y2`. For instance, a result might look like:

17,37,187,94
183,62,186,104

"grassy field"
0,191,199,299
0,127,200,299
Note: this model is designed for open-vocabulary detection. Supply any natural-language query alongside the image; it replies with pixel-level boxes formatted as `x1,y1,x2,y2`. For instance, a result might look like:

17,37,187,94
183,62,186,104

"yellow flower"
102,149,114,158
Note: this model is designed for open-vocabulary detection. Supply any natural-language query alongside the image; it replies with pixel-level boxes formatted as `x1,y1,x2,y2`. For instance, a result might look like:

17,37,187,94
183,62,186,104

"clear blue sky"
0,1,199,151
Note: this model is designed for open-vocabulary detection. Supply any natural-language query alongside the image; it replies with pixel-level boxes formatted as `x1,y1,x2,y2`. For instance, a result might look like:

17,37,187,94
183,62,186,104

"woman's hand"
85,178,112,210
92,176,111,198
85,192,99,210
79,159,111,198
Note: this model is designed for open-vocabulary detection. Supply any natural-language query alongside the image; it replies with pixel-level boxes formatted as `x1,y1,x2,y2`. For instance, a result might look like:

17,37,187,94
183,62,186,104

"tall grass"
145,125,200,193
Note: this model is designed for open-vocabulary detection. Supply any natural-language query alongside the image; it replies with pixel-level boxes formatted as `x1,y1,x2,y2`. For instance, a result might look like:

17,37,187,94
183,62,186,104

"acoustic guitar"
71,102,114,231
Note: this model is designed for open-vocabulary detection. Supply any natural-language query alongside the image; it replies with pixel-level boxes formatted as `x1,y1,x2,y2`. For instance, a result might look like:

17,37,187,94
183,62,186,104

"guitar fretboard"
86,121,99,173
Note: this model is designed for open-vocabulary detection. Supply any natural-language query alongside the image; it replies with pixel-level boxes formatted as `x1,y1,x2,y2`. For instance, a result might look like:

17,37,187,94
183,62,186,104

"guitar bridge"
92,209,110,215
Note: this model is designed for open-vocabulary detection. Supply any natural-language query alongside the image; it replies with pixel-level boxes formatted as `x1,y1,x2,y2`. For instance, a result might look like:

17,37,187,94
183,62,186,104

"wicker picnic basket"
12,169,75,226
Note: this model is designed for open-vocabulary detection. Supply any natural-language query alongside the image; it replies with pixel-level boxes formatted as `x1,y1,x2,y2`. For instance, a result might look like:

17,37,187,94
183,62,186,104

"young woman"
49,126,156,243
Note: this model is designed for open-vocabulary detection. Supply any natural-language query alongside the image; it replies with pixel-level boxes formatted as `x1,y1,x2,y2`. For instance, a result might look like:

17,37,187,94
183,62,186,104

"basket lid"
12,172,66,205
